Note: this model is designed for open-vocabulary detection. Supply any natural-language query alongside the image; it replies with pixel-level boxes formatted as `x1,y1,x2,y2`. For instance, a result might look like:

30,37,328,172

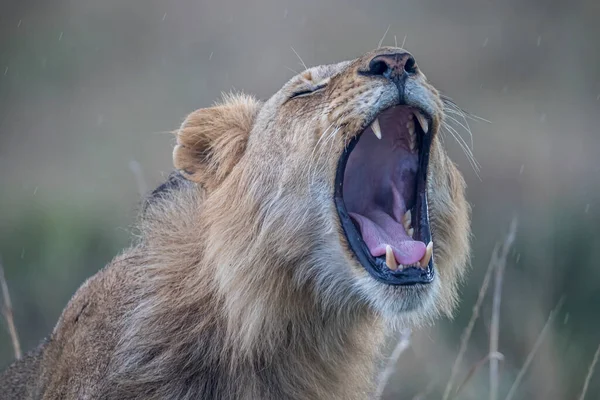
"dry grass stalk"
441,243,499,400
375,329,412,399
489,218,518,400
578,343,600,400
452,352,504,400
411,380,436,400
0,256,22,360
503,297,564,400
443,219,518,400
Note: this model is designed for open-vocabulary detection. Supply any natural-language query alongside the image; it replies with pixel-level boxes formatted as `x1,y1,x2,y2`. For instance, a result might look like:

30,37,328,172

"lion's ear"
173,94,261,189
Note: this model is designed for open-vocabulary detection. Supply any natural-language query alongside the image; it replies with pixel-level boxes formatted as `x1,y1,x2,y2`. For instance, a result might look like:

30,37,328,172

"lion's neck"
115,184,387,399
111,255,385,400
208,254,386,399
230,297,384,399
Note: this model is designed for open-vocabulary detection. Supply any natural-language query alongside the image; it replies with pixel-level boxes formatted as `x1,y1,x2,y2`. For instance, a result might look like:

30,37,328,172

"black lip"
334,109,435,286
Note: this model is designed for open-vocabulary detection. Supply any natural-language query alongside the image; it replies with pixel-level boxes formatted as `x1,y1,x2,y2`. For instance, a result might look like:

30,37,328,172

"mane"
99,173,381,399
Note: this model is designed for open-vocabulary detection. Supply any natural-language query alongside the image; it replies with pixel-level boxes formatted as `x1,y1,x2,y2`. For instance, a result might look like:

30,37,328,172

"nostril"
404,56,416,74
367,53,416,80
368,59,389,76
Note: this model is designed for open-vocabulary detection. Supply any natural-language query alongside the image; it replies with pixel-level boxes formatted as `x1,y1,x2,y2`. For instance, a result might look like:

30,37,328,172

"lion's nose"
367,52,417,83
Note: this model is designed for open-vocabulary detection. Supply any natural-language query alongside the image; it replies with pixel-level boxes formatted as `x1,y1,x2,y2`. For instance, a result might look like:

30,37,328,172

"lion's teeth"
385,245,398,271
402,209,412,231
406,119,416,151
414,111,429,134
419,241,433,268
371,118,382,139
406,119,415,136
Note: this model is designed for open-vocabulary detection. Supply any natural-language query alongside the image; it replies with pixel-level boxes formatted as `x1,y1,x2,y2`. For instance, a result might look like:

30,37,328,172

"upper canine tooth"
419,241,433,268
385,245,398,271
371,118,382,139
414,111,429,134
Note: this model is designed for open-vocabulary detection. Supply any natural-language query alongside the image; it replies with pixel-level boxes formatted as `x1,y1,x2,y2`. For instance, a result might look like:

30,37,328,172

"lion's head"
172,47,470,329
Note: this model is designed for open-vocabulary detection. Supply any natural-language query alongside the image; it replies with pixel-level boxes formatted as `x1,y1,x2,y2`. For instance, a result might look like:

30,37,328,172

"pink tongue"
349,210,426,266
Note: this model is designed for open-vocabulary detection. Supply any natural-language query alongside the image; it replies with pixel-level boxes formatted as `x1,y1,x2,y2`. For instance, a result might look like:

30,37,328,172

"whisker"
442,121,479,168
311,127,340,188
305,122,336,168
285,66,300,75
444,114,474,149
442,95,491,123
442,122,481,179
439,95,488,179
304,123,337,182
378,25,391,48
290,46,308,71
443,122,479,169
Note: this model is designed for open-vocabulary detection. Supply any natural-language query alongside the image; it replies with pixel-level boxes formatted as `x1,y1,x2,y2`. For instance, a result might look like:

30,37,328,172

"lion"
0,47,470,399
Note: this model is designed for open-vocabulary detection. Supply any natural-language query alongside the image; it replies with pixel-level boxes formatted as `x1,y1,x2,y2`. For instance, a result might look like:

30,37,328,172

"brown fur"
0,48,470,399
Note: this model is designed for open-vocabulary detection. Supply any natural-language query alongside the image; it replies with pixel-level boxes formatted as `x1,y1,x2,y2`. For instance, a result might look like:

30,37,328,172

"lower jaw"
366,276,439,318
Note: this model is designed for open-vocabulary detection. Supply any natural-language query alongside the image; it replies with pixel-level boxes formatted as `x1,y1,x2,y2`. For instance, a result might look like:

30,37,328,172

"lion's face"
174,47,470,326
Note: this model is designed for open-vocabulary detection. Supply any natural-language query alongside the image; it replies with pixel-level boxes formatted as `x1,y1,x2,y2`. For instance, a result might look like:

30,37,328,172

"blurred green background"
1,0,599,399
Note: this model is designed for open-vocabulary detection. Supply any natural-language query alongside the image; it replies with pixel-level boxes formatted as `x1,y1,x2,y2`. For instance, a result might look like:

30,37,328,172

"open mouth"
335,106,434,285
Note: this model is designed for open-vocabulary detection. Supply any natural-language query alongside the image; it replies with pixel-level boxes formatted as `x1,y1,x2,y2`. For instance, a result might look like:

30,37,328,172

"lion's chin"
355,269,441,328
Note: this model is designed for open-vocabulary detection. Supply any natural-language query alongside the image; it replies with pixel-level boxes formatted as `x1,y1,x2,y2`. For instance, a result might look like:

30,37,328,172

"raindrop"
483,37,489,47
209,52,213,60
536,36,541,46
162,13,167,21
58,32,63,41
585,204,590,213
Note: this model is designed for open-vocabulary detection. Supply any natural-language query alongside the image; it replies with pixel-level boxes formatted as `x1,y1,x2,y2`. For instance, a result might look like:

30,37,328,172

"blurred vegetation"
0,194,131,360
1,0,599,399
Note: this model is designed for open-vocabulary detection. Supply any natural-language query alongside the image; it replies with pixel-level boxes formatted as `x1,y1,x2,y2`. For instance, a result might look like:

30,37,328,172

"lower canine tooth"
385,245,398,271
419,241,433,268
371,118,382,139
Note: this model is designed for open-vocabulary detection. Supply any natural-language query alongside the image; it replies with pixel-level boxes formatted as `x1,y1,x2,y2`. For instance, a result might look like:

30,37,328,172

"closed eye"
289,83,327,99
